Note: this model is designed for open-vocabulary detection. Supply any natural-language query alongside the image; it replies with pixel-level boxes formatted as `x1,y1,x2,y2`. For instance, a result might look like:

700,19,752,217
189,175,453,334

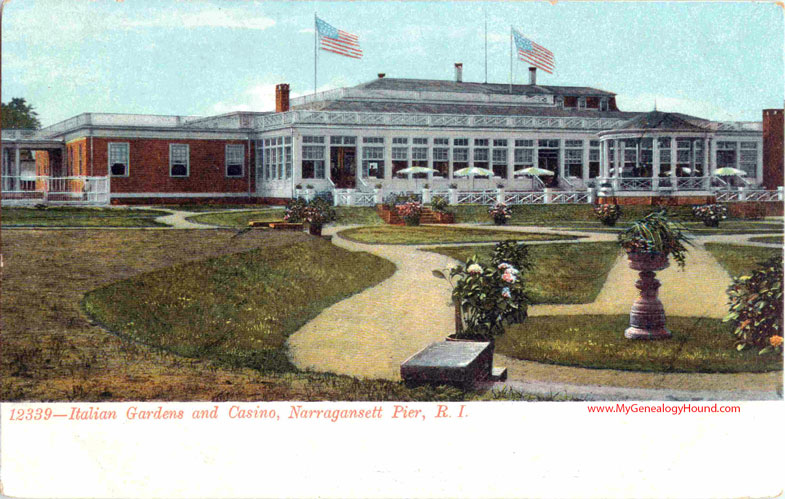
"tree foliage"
2,98,41,129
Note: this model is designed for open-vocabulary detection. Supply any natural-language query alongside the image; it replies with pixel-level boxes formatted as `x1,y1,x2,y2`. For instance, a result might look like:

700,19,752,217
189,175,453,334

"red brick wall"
90,137,255,194
763,109,783,190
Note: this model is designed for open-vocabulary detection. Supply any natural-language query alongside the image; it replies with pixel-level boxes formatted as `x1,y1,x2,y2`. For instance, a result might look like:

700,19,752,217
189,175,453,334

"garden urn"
624,251,672,340
308,223,323,236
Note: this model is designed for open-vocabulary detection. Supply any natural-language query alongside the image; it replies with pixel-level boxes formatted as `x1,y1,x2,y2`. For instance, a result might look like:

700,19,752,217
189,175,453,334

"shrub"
618,211,691,268
490,241,534,274
430,195,450,214
382,192,420,210
488,203,512,225
283,198,308,222
396,201,423,226
593,204,621,226
303,197,336,227
692,204,727,227
724,257,784,355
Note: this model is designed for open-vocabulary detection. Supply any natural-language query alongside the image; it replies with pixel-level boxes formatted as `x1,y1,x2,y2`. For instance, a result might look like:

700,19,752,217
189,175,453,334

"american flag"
316,17,363,59
513,29,554,75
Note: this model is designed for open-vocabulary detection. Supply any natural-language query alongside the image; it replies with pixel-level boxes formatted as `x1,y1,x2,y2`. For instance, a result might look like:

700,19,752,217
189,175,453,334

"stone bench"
400,340,507,388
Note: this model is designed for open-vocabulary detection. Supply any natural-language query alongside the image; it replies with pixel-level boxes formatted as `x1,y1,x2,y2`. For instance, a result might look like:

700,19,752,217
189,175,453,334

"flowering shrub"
302,197,336,226
488,203,512,225
593,204,622,226
490,241,534,274
382,192,419,210
283,198,308,222
396,201,423,226
618,211,691,268
430,195,450,214
724,257,783,355
433,244,530,340
692,204,727,227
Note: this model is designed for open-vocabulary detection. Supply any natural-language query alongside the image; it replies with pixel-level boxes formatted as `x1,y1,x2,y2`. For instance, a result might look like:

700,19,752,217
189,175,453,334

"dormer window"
555,96,564,108
578,98,587,109
564,96,578,108
599,99,609,111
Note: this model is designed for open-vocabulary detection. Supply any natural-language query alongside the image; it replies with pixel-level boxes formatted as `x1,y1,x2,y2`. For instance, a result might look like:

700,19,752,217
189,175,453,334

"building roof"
352,77,616,97
296,98,639,119
611,110,710,132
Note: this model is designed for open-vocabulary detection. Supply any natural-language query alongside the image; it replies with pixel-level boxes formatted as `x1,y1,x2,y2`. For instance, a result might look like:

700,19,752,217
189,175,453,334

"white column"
14,145,21,191
558,139,565,180
652,136,660,191
384,137,393,182
703,138,709,175
507,141,515,183
448,140,454,181
426,141,433,184
613,139,621,190
709,137,717,175
582,141,590,183
670,137,677,179
756,139,764,186
735,141,741,172
690,139,696,177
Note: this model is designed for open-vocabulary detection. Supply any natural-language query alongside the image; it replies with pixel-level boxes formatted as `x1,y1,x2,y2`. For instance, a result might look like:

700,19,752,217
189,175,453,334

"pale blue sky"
2,1,782,127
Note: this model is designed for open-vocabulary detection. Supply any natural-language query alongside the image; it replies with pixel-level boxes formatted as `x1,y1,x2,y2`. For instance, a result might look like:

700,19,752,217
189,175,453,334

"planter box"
400,340,504,388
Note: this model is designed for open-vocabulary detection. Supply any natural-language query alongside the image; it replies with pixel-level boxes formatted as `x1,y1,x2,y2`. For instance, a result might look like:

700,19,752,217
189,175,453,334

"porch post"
582,140,590,184
558,138,565,180
613,139,621,190
652,136,660,191
709,137,717,175
702,137,711,190
14,145,21,191
670,137,677,181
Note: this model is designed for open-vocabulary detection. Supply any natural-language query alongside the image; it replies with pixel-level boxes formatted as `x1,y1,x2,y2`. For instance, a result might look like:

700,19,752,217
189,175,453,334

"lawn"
496,315,783,373
338,225,577,245
4,229,547,401
187,206,383,227
83,236,396,373
424,242,619,304
450,204,697,225
1,207,170,227
704,243,783,277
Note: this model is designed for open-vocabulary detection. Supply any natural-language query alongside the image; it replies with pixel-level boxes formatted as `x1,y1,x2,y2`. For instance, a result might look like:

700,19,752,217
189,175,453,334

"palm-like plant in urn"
618,211,691,340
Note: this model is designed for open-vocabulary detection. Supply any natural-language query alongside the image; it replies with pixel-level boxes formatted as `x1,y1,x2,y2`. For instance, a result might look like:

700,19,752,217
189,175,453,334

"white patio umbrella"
395,166,437,188
714,167,746,189
514,166,554,190
453,166,494,190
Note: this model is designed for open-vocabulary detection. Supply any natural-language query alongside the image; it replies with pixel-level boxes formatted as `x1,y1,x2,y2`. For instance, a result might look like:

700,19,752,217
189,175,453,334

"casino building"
1,65,780,206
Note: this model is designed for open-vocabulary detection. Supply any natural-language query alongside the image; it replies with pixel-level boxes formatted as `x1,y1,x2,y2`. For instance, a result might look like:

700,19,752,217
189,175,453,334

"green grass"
748,235,784,245
187,206,383,227
82,236,396,373
450,204,697,225
497,315,783,373
338,225,577,245
1,207,170,227
424,242,619,304
704,243,783,278
186,209,286,227
151,204,276,212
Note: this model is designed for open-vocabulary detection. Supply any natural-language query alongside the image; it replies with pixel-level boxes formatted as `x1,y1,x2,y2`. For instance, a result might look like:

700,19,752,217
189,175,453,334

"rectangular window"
474,139,489,147
453,138,468,146
473,148,489,162
564,96,578,108
413,138,428,145
303,136,325,144
589,147,600,178
492,148,507,178
362,146,385,179
538,139,559,149
302,145,325,179
330,136,356,145
363,137,384,144
392,146,408,175
453,148,469,162
226,144,244,177
493,139,508,147
392,137,408,145
739,142,757,177
434,138,449,146
108,142,129,177
515,139,534,148
565,140,583,148
565,149,583,177
433,147,449,177
514,148,533,165
285,145,292,179
169,144,189,177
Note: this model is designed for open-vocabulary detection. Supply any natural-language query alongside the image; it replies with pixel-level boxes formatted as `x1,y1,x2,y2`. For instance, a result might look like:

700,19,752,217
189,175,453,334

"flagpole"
313,11,319,99
509,27,513,94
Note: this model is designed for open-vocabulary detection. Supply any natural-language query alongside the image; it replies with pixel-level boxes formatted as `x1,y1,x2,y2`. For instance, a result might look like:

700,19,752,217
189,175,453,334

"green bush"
430,195,450,214
724,257,784,355
490,240,534,274
284,198,308,223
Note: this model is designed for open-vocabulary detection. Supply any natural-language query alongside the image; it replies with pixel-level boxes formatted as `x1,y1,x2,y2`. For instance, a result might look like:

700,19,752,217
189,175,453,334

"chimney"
275,83,290,113
455,63,463,83
377,73,386,79
529,67,537,86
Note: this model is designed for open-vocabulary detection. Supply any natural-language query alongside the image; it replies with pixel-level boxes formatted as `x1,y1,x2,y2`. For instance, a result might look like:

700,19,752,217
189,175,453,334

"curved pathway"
288,223,781,400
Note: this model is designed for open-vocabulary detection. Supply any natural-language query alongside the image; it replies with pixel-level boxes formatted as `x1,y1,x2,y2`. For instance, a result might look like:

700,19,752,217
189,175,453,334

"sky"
1,0,783,127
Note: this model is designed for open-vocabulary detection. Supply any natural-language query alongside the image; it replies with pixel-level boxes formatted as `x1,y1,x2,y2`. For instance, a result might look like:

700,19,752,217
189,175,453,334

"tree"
2,98,41,129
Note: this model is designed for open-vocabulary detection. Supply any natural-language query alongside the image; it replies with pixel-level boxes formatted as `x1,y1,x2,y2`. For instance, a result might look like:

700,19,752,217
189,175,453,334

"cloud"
615,93,745,122
124,9,275,30
299,28,315,34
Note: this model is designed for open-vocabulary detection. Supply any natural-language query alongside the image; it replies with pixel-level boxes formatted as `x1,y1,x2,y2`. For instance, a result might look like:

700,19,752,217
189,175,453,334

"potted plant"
593,203,621,226
396,200,423,226
488,202,512,225
283,197,308,223
691,203,727,227
303,197,335,236
618,211,691,339
433,242,530,343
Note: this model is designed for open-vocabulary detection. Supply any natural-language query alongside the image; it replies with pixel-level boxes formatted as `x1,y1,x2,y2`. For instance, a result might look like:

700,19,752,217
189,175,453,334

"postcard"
1,0,783,497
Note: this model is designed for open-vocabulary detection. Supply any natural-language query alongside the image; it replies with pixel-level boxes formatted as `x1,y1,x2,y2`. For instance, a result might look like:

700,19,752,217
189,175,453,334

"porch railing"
456,190,497,205
1,176,110,205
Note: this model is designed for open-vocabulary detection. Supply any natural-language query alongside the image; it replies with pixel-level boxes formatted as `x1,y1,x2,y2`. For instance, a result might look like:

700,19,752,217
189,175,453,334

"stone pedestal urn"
625,251,672,340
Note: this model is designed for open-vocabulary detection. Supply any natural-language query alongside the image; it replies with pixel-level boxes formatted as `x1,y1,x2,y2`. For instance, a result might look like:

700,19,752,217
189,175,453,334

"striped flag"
513,29,554,74
316,17,363,59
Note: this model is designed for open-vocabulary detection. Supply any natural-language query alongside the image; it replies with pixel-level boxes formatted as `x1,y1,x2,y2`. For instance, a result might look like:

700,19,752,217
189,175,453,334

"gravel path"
287,224,780,399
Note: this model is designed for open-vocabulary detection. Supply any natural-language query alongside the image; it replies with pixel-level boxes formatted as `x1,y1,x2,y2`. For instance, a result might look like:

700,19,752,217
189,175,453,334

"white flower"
467,263,483,274
501,287,511,298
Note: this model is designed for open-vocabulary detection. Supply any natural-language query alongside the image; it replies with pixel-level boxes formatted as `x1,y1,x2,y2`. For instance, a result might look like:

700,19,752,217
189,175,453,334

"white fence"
716,189,782,202
1,176,110,205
